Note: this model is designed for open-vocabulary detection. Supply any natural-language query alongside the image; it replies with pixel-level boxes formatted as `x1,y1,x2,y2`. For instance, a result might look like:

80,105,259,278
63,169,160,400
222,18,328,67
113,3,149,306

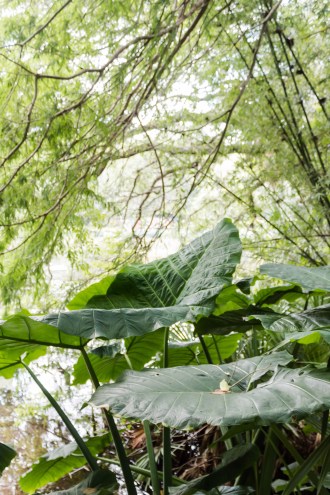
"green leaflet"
88,352,310,429
20,435,111,493
260,264,330,293
0,442,16,475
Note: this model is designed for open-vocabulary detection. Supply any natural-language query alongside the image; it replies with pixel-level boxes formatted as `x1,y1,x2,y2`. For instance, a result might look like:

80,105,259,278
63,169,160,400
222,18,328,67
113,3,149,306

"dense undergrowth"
1,219,330,494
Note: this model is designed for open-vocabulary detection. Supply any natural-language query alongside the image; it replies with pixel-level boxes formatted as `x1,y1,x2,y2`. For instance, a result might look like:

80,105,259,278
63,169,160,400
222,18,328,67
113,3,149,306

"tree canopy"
0,0,329,306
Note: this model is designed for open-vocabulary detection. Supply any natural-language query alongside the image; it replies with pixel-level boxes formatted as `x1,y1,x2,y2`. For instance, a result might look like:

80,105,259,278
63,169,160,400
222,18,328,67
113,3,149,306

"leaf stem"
198,334,213,364
21,360,98,471
98,457,185,485
162,327,172,494
163,327,169,368
80,348,137,495
162,426,172,495
212,334,223,364
321,410,329,441
143,420,161,495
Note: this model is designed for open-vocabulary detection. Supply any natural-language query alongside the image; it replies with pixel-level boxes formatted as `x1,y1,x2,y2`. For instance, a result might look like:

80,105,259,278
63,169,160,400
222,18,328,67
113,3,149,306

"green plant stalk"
264,429,304,495
163,327,170,368
143,420,161,495
97,457,186,485
163,327,172,495
211,334,223,364
258,427,279,495
271,424,320,489
162,426,172,495
21,360,98,471
198,334,213,364
220,425,233,451
321,410,329,441
282,435,330,495
80,348,137,495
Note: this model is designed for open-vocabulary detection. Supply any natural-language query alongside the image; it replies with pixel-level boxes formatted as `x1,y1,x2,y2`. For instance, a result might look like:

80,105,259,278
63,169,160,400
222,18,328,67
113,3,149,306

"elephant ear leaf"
254,304,330,344
73,218,242,310
27,220,242,340
90,351,330,430
260,264,330,293
0,442,16,475
20,434,111,493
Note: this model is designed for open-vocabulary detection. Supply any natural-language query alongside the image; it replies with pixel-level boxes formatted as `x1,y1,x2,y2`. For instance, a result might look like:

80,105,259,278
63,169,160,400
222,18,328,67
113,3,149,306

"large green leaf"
67,276,113,310
169,444,259,495
73,329,165,384
72,219,241,310
195,307,271,336
45,469,118,495
214,286,250,315
253,285,304,307
39,305,210,340
260,264,330,292
0,315,86,348
0,315,86,377
0,442,16,475
0,346,46,378
1,221,241,345
20,434,111,493
88,352,322,429
73,333,241,385
254,304,330,344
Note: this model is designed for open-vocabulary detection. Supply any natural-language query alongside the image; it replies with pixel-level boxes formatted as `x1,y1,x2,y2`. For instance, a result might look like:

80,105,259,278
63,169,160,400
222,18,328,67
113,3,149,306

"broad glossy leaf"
295,342,330,364
4,221,241,344
260,264,330,292
169,444,259,495
67,276,113,310
45,469,118,494
195,307,271,335
89,352,306,429
79,219,241,309
39,305,210,340
0,315,86,349
0,442,16,475
253,285,304,306
214,286,250,315
254,304,330,344
0,346,46,378
73,329,164,384
91,343,122,359
20,435,111,493
0,315,87,376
